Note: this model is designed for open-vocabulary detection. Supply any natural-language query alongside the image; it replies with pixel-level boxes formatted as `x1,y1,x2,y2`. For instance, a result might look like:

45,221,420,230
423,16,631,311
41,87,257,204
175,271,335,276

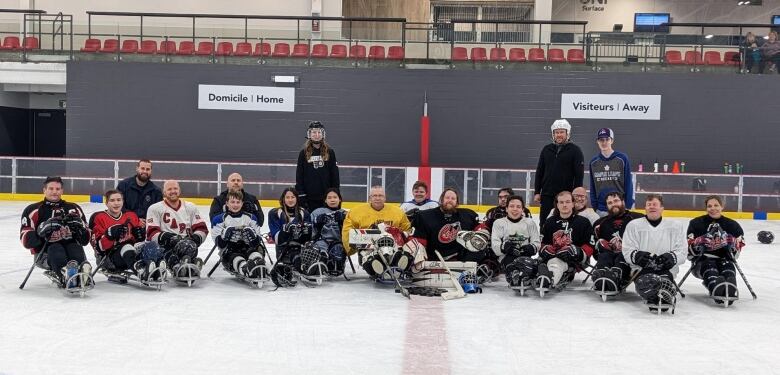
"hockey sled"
711,281,739,307
592,277,621,302
44,270,94,297
100,269,168,290
172,261,201,287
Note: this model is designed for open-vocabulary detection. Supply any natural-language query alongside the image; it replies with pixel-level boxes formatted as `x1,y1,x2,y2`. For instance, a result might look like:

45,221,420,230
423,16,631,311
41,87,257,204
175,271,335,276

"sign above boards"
198,84,295,112
560,93,661,120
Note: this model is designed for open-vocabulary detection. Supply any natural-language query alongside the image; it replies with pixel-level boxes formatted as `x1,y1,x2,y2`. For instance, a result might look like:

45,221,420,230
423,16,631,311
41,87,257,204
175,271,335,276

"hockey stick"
91,251,110,278
435,250,466,300
373,248,410,299
729,253,757,300
20,242,49,290
346,252,356,274
202,244,218,265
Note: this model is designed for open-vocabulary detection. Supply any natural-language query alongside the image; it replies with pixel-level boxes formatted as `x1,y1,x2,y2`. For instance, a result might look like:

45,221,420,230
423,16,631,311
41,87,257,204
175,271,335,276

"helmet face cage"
550,119,571,142
307,122,325,140
375,234,397,257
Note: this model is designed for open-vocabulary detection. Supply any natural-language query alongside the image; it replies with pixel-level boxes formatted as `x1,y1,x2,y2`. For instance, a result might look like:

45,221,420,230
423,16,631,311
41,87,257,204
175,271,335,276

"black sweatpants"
46,241,86,271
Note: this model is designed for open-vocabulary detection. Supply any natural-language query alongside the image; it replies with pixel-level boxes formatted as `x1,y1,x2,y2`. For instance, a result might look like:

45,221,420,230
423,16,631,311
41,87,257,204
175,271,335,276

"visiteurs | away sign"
198,84,295,112
560,94,661,120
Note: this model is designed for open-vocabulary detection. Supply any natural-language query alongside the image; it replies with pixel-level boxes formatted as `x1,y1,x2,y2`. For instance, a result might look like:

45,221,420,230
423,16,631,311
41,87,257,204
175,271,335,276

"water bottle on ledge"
638,161,643,172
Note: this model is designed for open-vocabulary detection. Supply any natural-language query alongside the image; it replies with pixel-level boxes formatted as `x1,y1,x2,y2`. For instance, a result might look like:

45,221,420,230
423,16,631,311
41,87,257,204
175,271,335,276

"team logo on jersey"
309,155,324,169
145,196,151,202
438,222,461,243
604,165,610,171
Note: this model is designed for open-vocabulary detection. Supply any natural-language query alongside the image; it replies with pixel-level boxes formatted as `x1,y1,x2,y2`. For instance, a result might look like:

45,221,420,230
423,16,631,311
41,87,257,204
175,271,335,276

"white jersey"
621,217,687,275
210,211,261,240
548,207,600,225
490,216,541,261
146,200,208,245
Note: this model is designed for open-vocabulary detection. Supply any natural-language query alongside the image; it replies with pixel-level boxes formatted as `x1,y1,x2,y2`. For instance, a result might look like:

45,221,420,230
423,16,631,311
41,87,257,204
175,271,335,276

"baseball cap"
596,128,614,140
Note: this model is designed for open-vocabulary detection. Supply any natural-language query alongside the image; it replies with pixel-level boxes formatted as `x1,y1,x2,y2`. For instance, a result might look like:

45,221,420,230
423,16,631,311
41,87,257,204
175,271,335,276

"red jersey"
89,210,144,253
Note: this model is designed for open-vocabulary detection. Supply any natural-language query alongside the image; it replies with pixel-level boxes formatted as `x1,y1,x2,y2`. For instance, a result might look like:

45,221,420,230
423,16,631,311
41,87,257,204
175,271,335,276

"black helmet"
307,121,325,140
758,230,774,244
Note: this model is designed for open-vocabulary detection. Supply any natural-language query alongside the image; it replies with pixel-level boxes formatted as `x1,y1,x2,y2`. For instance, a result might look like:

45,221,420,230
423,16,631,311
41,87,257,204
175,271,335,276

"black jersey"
413,208,480,259
20,199,89,253
541,213,594,256
593,210,644,242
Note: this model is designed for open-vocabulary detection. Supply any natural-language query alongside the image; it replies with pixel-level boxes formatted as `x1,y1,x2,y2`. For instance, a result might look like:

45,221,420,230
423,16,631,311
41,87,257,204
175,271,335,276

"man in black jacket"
533,119,584,224
209,172,263,225
116,159,162,219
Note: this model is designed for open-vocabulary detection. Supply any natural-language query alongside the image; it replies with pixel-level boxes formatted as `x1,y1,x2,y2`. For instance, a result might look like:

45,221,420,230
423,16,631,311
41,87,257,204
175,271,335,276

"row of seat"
79,38,405,59
452,47,585,63
0,36,39,50
664,50,739,66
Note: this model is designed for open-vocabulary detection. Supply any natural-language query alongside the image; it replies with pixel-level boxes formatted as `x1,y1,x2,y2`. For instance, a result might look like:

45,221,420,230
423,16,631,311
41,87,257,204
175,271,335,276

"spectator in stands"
296,121,340,212
116,159,162,219
759,31,780,74
742,32,761,73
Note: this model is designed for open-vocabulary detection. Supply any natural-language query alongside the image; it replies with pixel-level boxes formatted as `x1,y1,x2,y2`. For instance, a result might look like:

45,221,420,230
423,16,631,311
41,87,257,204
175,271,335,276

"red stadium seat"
234,42,252,56
349,44,366,59
22,36,38,49
508,48,526,62
138,40,157,54
158,40,177,54
330,44,347,58
177,41,195,55
723,51,740,66
547,48,565,63
664,50,683,65
1,36,20,50
119,40,138,53
311,44,328,58
291,43,309,58
452,47,468,61
528,48,546,62
387,46,405,60
272,43,290,57
215,42,233,56
567,49,585,63
684,50,703,65
369,45,385,59
80,38,101,52
99,39,119,53
470,47,487,61
704,51,724,65
489,47,507,61
195,41,214,55
252,42,271,57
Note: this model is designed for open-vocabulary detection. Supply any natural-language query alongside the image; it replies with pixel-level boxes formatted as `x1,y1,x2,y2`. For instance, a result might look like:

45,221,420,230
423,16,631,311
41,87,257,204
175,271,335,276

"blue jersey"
589,150,634,211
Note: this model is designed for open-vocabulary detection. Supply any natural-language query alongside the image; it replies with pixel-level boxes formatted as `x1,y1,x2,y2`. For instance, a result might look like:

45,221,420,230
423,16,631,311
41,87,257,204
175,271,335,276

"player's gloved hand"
158,232,179,248
132,226,145,242
656,253,676,271
106,224,127,240
37,218,64,240
519,244,536,257
501,241,520,256
608,236,622,252
632,250,653,268
223,227,241,242
241,227,259,244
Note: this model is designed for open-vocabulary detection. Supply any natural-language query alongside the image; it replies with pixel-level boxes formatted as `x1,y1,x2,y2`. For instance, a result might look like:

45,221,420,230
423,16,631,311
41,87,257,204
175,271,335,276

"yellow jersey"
341,203,411,254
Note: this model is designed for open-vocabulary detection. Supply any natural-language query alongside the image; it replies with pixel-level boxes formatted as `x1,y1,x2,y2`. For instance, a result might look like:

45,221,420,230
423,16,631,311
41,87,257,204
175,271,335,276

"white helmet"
550,119,571,142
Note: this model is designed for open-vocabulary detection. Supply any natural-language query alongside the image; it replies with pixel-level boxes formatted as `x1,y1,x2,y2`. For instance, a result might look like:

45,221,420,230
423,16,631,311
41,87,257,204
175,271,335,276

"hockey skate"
172,256,202,287
228,257,270,289
710,277,739,307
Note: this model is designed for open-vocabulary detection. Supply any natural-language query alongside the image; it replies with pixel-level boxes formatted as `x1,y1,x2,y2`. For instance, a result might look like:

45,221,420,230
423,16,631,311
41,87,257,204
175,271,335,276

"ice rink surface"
1,201,779,375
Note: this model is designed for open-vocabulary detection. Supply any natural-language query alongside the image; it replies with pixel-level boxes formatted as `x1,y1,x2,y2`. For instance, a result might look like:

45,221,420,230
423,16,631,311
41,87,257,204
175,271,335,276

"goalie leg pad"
402,238,427,272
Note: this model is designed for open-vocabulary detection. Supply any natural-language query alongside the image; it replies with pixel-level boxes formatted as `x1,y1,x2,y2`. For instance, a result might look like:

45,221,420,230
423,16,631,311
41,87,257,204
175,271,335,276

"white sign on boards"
561,93,661,120
198,84,295,112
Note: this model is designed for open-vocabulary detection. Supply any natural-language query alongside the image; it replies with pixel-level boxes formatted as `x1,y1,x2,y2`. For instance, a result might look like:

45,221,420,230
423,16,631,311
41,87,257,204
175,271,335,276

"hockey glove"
158,232,179,248
519,244,537,257
106,224,128,241
457,229,490,252
132,226,146,242
188,234,203,247
631,250,653,268
501,241,521,256
656,253,676,271
595,239,611,255
223,227,242,243
241,227,259,246
609,236,623,252
37,218,67,242
539,244,556,262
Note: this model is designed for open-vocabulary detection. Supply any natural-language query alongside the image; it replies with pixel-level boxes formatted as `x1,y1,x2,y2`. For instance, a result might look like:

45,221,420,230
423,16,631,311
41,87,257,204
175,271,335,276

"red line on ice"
401,297,450,374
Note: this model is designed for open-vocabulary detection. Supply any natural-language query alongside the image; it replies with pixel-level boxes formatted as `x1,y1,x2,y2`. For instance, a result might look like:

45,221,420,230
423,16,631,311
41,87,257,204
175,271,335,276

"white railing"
1,156,779,212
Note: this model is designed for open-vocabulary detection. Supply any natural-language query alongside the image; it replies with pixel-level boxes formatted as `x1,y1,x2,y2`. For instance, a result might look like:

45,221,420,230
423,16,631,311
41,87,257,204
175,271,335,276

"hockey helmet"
307,121,326,140
758,230,774,244
459,271,482,294
550,119,571,142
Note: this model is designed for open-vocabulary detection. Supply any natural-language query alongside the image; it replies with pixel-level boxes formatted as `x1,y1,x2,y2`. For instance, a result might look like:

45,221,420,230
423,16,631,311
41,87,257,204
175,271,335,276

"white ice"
1,201,779,375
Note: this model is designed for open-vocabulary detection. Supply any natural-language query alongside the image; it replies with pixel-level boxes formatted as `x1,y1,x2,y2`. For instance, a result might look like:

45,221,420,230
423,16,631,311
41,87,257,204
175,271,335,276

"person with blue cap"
589,128,634,216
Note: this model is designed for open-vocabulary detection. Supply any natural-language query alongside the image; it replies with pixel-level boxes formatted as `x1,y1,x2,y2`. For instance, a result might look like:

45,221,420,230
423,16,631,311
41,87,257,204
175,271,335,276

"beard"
609,205,624,216
441,201,457,214
137,173,150,183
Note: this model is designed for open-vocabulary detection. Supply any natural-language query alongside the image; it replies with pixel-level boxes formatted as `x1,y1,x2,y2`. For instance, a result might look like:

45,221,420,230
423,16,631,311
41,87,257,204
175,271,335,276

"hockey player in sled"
622,194,687,314
686,195,746,307
210,190,270,288
490,195,541,296
146,180,209,287
268,188,326,288
19,177,95,296
90,189,168,290
534,191,595,298
310,189,351,281
590,192,644,301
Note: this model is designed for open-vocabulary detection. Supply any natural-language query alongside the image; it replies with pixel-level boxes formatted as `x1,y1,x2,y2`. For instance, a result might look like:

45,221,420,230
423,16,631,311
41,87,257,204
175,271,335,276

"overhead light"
705,34,714,39
271,75,299,84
